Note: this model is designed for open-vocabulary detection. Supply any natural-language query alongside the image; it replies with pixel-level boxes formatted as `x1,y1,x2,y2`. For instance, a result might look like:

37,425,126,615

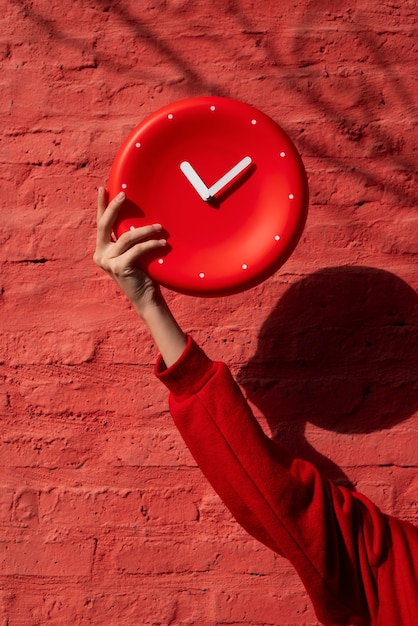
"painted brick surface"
1,0,417,624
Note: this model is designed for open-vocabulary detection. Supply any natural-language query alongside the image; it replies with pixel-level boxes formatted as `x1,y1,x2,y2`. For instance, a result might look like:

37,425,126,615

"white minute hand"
208,156,252,198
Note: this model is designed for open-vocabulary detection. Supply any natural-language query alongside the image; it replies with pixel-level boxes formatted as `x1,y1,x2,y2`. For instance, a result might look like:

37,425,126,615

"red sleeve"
155,336,388,626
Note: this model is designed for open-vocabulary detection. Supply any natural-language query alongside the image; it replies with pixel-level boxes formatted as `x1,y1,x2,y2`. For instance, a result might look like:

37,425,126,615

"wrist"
132,290,166,320
127,280,163,315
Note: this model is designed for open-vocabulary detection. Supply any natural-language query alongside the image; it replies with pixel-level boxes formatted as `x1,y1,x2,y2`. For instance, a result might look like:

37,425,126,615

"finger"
96,187,109,222
110,224,164,258
113,237,167,269
96,191,126,244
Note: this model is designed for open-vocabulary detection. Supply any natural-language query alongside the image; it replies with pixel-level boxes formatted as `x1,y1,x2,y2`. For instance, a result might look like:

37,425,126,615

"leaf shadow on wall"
237,267,418,488
226,0,418,207
12,0,226,96
16,0,418,207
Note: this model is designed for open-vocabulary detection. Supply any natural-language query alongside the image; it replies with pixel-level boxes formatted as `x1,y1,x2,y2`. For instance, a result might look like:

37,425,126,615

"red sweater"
156,336,418,626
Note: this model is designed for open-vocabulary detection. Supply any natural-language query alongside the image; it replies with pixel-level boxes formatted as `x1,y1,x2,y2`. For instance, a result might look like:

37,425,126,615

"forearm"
134,292,187,368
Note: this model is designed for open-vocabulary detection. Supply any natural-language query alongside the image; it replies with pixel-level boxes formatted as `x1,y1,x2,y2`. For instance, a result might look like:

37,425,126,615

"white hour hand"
180,161,211,201
208,156,252,198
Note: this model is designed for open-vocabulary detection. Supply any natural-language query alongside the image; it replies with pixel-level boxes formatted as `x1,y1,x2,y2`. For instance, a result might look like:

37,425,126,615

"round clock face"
108,96,308,296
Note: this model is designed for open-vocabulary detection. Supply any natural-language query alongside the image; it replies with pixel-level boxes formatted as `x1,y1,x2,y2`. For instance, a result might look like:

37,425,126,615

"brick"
113,537,219,574
0,430,92,469
101,426,194,468
198,492,232,523
2,582,183,625
0,533,95,577
83,590,179,626
169,588,215,625
4,330,98,366
215,575,315,624
39,487,147,527
0,486,13,522
399,473,418,522
14,489,39,524
215,539,278,575
143,487,199,522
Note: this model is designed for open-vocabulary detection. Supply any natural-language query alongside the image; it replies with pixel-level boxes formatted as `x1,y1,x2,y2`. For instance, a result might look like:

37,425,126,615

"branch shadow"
11,0,227,95
237,266,418,488
225,0,418,206
15,0,418,206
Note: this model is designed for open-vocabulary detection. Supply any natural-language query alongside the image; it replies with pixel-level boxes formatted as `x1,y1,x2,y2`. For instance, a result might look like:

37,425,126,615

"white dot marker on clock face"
289,193,294,200
210,105,216,111
121,183,127,189
199,272,205,279
242,264,248,270
168,113,173,119
135,142,141,148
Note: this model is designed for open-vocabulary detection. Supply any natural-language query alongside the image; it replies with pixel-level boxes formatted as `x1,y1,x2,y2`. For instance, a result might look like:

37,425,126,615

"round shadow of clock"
237,266,418,485
108,96,309,297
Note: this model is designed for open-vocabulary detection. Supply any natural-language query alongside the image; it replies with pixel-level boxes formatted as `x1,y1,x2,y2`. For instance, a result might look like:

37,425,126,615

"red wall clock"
108,96,309,296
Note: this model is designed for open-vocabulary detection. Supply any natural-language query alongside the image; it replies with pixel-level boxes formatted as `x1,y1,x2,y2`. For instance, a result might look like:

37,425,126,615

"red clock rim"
108,96,309,297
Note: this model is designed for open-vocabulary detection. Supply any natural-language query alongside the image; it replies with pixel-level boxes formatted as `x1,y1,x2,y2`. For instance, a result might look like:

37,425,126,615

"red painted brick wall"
1,1,417,624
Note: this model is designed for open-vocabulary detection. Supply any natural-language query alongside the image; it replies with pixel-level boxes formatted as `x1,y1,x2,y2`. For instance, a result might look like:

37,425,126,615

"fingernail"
154,223,163,231
117,191,125,200
159,239,167,246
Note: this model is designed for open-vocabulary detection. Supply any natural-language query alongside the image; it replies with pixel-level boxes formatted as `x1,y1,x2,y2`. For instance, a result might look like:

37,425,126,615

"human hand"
94,187,167,314
94,187,186,365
